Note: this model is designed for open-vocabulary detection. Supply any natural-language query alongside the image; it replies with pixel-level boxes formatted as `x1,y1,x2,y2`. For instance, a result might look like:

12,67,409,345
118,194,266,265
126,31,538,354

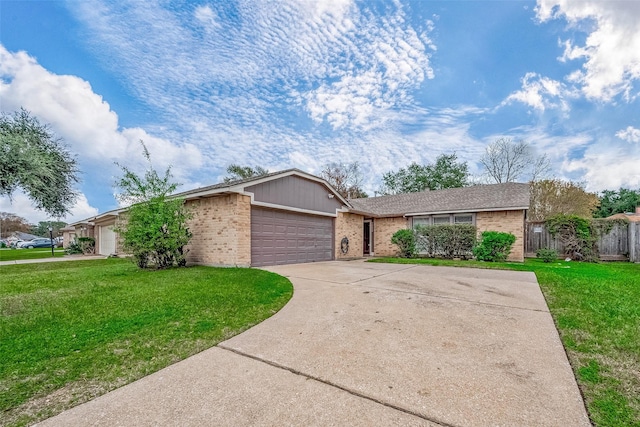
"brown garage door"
251,207,334,267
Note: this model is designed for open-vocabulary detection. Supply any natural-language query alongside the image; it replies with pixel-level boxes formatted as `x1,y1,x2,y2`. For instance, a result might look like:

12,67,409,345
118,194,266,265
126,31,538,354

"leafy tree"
320,162,368,199
381,153,469,195
480,138,550,183
0,109,79,217
529,179,600,221
223,164,269,183
114,143,192,269
0,212,33,238
428,154,470,190
30,221,68,238
593,187,640,218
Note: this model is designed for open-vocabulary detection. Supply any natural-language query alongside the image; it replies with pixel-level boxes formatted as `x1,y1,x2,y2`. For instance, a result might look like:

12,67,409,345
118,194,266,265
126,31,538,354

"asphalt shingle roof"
349,183,530,217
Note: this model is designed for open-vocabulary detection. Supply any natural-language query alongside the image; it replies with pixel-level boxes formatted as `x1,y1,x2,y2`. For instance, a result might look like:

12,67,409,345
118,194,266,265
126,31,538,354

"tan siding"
373,217,409,257
184,194,251,266
335,212,364,259
476,210,525,262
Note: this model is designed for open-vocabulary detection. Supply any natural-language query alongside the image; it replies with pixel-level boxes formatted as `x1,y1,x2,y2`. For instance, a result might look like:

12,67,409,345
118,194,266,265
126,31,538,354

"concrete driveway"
38,261,590,427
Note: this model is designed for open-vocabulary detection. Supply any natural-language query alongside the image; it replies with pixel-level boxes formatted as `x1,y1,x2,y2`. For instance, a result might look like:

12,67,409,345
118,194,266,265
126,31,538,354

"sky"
1,0,639,225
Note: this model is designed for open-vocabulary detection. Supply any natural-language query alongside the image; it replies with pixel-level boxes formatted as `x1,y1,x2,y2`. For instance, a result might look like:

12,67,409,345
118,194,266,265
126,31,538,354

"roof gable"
245,175,344,214
172,168,350,206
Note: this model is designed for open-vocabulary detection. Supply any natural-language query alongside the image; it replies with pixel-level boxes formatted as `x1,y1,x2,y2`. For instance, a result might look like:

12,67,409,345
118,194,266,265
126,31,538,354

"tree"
480,138,550,183
380,153,469,195
593,187,640,218
30,221,68,238
529,179,599,221
0,212,32,239
320,162,368,199
223,164,269,183
427,154,470,190
114,143,192,269
0,109,79,217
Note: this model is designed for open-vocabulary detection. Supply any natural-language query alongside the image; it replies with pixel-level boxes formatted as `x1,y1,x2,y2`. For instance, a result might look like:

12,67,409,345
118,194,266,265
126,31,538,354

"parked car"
10,240,24,248
17,238,55,249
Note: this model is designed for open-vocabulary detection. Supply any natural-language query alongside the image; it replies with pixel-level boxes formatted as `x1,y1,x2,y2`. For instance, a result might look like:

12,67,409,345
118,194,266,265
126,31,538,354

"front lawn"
0,259,293,427
0,247,65,262
370,257,640,427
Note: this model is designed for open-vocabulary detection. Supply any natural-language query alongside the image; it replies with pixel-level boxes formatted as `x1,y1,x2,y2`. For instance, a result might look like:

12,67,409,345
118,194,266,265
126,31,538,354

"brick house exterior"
348,183,530,262
66,170,529,265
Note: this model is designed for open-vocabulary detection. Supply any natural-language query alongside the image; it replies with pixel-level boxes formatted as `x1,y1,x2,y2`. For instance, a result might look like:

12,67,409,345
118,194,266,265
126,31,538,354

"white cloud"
536,0,640,102
194,5,221,30
616,126,640,144
0,45,202,183
565,142,640,191
502,72,570,112
0,191,99,225
69,0,434,132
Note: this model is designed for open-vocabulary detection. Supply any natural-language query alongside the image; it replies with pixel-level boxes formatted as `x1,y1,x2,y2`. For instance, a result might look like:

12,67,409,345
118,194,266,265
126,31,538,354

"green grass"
370,257,640,427
0,248,65,262
0,259,293,427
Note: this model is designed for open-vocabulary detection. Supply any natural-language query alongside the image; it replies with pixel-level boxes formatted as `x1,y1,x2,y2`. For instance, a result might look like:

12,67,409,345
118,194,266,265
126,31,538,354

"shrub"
391,229,416,258
473,231,516,262
414,224,477,259
65,237,95,255
114,142,192,269
536,248,558,263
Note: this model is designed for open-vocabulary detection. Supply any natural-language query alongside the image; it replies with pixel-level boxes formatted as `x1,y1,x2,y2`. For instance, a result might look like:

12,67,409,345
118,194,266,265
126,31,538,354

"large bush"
473,231,516,262
114,143,192,269
414,224,476,259
391,229,416,258
536,248,558,263
65,237,95,255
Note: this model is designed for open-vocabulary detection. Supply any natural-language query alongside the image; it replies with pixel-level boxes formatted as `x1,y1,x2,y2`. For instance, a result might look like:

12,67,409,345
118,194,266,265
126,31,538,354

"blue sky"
1,0,639,224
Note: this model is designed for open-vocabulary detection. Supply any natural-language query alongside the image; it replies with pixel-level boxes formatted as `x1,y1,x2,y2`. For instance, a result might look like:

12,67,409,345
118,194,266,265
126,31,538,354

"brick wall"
335,211,363,259
184,193,251,266
373,217,410,256
476,210,525,262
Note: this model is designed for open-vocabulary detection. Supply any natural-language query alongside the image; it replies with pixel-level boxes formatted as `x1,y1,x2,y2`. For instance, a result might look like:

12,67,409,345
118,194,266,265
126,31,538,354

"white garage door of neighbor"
99,225,117,255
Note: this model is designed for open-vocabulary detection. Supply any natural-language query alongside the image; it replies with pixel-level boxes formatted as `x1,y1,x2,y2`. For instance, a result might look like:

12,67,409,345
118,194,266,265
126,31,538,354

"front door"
363,220,372,255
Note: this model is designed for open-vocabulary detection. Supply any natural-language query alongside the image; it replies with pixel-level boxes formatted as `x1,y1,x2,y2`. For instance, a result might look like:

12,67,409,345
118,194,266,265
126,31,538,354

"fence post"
630,222,638,263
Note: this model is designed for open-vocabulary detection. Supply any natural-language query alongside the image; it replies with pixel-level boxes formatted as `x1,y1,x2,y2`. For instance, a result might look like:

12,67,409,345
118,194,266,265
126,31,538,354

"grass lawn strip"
370,257,640,427
0,259,293,427
0,248,65,262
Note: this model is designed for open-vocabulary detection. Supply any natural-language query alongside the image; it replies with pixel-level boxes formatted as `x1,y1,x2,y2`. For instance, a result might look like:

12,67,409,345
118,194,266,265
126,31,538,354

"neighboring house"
5,232,43,245
606,207,640,222
12,232,42,241
65,169,530,265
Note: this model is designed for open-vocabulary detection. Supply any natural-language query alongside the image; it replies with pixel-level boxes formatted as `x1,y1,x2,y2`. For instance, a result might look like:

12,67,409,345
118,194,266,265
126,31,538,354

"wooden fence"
525,221,640,262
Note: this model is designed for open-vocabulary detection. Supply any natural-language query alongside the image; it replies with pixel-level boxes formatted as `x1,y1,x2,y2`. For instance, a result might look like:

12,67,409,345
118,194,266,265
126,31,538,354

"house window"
412,214,476,227
454,214,473,224
432,216,451,225
412,217,430,227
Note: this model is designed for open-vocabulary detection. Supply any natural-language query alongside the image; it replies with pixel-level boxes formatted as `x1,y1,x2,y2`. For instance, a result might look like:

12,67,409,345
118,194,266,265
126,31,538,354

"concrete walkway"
37,261,591,427
0,254,106,266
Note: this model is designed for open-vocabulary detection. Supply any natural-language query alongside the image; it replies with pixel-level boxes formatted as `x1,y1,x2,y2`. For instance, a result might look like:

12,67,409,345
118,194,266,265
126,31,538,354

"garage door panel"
251,207,334,267
99,225,116,255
